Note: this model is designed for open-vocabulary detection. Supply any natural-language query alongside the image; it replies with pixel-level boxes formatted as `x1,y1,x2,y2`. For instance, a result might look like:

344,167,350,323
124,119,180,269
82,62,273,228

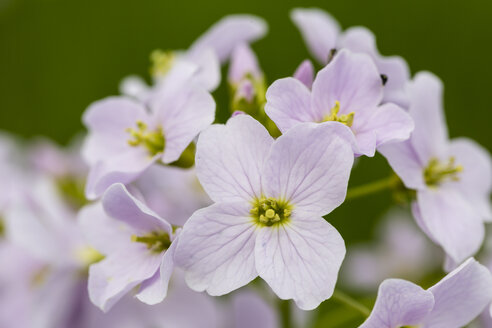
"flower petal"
449,137,492,221
293,59,314,89
102,183,171,235
196,115,273,203
290,8,340,64
425,258,492,328
358,279,434,328
312,49,383,121
415,187,484,264
184,47,221,92
408,71,449,163
265,77,316,132
255,213,345,310
187,15,267,63
233,289,279,328
263,122,354,216
174,202,258,295
88,250,161,312
228,43,262,83
82,97,149,165
379,140,426,190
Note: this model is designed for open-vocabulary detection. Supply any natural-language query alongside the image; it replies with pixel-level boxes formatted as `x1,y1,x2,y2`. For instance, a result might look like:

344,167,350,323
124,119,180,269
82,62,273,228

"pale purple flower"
291,7,410,107
342,208,442,292
120,14,267,98
80,183,177,312
293,59,314,89
175,114,354,310
379,71,492,267
231,289,279,328
82,66,215,199
265,49,414,157
359,258,492,328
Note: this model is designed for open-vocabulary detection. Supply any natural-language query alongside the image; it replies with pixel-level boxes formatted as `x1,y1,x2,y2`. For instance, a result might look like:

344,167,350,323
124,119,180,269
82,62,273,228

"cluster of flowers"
1,8,492,328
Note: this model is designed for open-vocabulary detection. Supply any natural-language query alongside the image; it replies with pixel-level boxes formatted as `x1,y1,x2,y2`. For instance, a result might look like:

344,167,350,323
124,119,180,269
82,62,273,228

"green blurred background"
1,0,491,244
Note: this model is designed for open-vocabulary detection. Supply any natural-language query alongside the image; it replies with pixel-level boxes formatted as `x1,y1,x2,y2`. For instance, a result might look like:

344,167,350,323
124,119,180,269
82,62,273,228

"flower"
379,71,492,267
82,66,215,199
80,183,178,312
120,14,268,99
293,59,314,89
175,114,355,310
291,7,410,107
265,49,414,157
359,258,492,328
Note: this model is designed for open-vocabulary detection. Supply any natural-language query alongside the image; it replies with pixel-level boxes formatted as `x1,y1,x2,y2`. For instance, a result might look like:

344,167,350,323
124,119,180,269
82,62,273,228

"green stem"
332,290,371,317
279,299,293,328
346,175,399,200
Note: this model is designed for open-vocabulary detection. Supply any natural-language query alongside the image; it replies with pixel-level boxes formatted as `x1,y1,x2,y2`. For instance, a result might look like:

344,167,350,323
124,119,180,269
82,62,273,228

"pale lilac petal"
184,47,221,92
354,102,414,156
102,183,171,235
82,97,150,165
88,250,162,312
228,43,262,83
175,202,258,295
449,137,492,221
358,279,434,328
78,202,132,255
312,50,383,120
135,241,176,305
379,140,426,190
196,115,273,203
408,72,449,163
119,75,151,102
150,77,215,164
84,151,158,200
265,77,316,132
416,187,484,264
340,27,410,108
255,213,345,310
293,59,314,89
187,15,267,63
425,258,492,328
290,8,340,64
233,289,279,328
263,122,354,216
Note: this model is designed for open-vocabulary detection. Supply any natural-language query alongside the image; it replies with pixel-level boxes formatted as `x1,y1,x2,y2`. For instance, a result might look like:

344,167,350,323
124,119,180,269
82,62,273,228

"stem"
279,299,293,328
346,175,399,200
332,290,371,317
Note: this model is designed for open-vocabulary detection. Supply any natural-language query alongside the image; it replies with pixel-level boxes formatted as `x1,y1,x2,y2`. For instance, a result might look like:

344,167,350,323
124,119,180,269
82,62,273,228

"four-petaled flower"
175,114,355,310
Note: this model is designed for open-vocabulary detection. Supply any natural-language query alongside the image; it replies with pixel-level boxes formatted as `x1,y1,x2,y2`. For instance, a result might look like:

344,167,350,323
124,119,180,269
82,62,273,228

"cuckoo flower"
80,183,178,312
121,14,268,99
293,59,315,89
359,258,492,328
291,7,410,107
379,72,492,266
265,49,413,157
175,115,354,310
82,66,215,199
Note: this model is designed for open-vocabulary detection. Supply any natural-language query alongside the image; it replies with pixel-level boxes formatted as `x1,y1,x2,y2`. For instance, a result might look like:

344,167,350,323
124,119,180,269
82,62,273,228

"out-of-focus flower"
265,49,413,157
293,59,315,89
291,7,410,107
175,115,354,310
359,258,492,328
120,14,268,99
342,208,441,292
80,183,177,312
134,165,211,227
379,72,492,267
230,288,279,328
82,66,215,199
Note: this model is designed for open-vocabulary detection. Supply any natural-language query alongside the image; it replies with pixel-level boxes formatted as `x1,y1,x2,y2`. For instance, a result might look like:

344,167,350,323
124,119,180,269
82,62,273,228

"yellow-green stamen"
150,50,176,78
322,101,355,127
75,246,105,267
424,156,463,187
126,121,165,156
251,197,292,227
131,231,171,253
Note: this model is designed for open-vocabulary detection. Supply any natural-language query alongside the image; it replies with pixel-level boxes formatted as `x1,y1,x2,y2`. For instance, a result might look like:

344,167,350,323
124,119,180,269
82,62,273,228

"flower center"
126,121,165,156
250,197,292,227
322,101,355,127
424,156,463,187
150,49,176,78
131,230,172,253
